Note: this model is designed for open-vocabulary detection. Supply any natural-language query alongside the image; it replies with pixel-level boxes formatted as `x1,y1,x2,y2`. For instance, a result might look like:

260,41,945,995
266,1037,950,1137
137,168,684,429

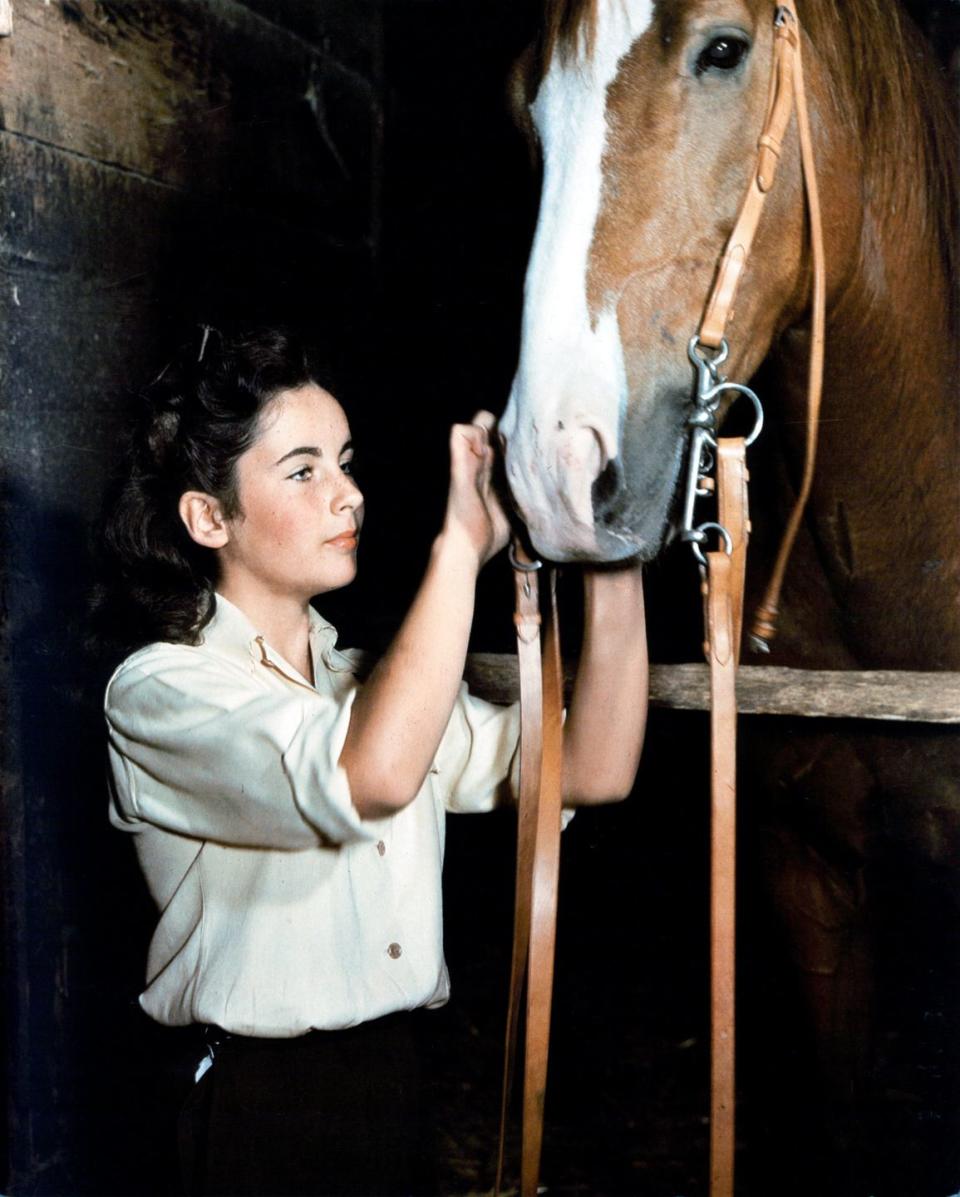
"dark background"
2,2,958,1194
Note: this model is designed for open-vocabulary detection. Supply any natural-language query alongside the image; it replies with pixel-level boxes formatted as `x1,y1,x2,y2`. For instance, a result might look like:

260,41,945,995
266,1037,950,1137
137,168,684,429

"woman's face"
217,383,364,603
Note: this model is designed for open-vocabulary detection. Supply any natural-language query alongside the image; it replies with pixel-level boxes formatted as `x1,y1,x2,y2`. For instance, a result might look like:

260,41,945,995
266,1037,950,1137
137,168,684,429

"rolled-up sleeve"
433,685,521,814
106,647,375,848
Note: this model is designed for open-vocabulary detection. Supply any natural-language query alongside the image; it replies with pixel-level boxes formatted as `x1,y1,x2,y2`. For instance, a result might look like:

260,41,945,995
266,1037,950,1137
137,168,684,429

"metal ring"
508,542,543,572
700,521,734,555
700,380,765,446
690,520,733,566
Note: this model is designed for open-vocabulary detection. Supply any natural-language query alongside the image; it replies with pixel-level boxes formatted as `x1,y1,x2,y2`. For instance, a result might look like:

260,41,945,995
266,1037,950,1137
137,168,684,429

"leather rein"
497,5,825,1195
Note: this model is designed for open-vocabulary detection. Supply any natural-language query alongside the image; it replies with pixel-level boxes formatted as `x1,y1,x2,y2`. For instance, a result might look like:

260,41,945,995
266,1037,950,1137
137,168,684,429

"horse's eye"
696,36,749,75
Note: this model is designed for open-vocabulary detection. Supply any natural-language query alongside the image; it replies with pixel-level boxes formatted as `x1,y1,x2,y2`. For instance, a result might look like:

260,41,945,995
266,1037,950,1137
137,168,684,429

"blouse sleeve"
105,645,377,849
433,684,521,814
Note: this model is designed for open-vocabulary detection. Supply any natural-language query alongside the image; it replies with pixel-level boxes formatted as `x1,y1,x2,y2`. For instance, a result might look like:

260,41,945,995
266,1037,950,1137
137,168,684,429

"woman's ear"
178,491,230,549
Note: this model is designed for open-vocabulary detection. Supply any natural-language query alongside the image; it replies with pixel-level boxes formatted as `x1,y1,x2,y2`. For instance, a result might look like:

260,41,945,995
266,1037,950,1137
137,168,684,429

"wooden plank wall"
0,3,541,1190
0,3,382,1190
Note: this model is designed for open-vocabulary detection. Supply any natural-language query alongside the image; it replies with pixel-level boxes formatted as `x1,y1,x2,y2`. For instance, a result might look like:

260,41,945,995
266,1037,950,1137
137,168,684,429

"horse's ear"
507,46,541,171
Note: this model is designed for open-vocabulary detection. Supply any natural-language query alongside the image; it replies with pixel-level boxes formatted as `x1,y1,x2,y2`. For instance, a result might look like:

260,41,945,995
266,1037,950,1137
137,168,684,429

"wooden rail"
458,656,960,724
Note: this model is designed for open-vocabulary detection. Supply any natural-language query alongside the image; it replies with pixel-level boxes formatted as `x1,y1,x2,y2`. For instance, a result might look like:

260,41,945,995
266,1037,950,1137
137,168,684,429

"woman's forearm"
339,530,481,819
562,564,648,804
340,413,509,821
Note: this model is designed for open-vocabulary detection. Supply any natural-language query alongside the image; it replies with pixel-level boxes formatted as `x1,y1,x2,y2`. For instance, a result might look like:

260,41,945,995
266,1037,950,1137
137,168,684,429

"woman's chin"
310,562,358,597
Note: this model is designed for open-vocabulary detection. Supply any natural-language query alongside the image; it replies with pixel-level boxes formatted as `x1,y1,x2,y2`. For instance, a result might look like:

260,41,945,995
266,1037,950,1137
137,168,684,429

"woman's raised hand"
442,411,511,569
341,411,512,816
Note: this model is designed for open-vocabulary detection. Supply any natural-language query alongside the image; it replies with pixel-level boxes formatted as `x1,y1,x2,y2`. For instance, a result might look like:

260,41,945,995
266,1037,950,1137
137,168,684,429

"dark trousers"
178,1012,438,1197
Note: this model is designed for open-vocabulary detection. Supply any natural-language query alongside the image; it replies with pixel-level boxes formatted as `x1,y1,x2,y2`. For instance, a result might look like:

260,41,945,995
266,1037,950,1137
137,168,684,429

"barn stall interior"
1,1,958,1195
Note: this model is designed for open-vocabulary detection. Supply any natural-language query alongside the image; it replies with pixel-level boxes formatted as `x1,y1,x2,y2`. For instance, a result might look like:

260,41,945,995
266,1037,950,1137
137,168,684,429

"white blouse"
105,594,520,1037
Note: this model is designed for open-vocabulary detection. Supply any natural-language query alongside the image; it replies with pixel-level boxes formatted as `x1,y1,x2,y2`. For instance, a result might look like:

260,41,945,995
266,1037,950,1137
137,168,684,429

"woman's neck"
218,581,314,683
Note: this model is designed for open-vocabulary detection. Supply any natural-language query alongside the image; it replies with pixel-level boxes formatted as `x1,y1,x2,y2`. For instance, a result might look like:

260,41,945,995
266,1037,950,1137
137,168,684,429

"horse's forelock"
538,0,599,79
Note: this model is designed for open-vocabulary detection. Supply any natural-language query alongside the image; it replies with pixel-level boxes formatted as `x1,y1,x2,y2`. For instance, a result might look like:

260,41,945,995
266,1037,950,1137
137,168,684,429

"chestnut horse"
500,0,959,1185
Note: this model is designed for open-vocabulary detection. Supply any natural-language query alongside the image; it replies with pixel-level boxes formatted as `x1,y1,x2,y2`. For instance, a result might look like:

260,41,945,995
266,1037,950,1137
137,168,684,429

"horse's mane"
539,0,958,316
800,0,959,321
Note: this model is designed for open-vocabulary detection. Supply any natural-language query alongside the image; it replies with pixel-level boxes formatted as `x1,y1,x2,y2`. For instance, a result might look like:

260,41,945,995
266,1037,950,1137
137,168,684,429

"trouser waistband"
204,1008,426,1050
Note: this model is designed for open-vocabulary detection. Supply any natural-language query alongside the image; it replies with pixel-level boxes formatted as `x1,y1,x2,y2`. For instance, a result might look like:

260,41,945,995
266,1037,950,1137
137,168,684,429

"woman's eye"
289,466,313,482
340,460,354,477
696,35,749,75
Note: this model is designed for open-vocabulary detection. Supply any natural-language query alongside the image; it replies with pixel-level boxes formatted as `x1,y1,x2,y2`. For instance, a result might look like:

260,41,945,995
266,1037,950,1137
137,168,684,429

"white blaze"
502,0,654,557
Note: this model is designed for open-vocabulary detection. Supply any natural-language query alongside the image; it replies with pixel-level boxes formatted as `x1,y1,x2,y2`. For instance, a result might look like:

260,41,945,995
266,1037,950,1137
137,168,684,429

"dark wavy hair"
95,326,333,654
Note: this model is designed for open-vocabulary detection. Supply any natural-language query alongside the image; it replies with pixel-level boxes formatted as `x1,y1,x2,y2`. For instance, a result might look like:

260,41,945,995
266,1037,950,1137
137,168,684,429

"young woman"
101,327,648,1195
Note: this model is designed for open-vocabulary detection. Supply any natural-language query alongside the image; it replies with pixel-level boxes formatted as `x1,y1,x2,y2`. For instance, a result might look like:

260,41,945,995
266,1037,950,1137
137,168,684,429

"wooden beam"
450,655,960,724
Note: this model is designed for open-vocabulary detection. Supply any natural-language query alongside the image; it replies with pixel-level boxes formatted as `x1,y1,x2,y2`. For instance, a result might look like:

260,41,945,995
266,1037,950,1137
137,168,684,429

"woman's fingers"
450,420,496,479
452,419,490,451
444,415,510,565
451,412,496,464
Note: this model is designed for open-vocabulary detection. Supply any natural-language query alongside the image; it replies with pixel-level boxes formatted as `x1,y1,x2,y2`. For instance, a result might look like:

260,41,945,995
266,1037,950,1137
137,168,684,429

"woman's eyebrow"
275,446,321,465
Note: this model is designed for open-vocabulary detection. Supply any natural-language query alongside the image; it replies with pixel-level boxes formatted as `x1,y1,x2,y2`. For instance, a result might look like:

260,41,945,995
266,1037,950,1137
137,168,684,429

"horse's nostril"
592,457,624,526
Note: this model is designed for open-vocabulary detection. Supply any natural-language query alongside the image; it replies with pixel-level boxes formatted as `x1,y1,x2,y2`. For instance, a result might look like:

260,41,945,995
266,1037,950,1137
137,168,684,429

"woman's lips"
325,532,358,550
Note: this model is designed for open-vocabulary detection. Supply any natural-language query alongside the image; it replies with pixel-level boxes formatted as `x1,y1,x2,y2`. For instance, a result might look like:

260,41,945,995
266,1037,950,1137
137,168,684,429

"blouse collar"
201,594,354,682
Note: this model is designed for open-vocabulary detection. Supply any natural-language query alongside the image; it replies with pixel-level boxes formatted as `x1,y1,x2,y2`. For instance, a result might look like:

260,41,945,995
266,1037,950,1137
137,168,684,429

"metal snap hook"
508,543,543,572
688,335,729,373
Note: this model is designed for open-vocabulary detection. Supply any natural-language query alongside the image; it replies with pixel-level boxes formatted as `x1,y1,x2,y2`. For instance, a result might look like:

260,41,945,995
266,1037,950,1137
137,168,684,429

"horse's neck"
774,237,959,669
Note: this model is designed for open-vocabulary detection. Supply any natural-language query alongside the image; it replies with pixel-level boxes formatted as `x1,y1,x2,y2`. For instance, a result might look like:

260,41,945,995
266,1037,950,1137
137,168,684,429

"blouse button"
377,840,386,857
387,942,402,960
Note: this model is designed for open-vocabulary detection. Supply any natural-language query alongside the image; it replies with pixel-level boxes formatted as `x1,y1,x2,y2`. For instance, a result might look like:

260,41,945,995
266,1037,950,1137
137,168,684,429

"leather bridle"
497,5,825,1195
697,2,826,652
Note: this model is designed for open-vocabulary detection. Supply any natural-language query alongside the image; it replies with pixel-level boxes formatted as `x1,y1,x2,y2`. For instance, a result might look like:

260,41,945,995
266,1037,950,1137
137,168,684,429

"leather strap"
498,545,564,1197
706,550,738,1197
497,544,543,1196
717,441,750,663
704,439,749,1197
699,11,799,349
750,3,826,646
523,569,563,1194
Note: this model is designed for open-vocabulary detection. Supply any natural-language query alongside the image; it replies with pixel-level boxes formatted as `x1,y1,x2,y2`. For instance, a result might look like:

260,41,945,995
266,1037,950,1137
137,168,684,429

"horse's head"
500,0,830,563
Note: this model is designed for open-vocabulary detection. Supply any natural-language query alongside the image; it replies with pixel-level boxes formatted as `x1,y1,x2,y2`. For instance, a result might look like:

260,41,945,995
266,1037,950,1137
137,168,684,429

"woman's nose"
333,473,363,512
